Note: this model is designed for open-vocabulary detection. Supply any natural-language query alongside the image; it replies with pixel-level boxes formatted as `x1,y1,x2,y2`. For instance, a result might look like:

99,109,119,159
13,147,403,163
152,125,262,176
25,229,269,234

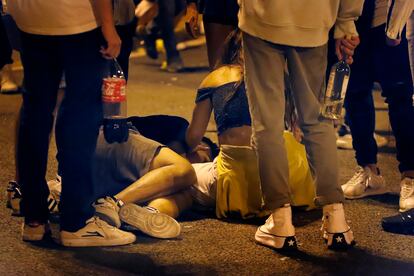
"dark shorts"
128,115,189,147
202,0,239,26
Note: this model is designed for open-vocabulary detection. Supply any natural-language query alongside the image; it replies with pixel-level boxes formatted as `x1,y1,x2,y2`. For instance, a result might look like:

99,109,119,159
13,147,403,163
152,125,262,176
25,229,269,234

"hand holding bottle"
335,36,360,64
100,24,121,59
185,3,200,38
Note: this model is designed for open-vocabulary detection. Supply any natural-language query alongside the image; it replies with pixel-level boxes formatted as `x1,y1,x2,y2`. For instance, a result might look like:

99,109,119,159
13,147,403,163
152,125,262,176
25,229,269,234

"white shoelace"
347,167,368,186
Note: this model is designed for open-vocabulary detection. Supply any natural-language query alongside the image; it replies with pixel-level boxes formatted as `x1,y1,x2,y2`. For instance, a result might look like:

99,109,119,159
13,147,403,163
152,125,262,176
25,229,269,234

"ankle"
402,171,414,179
112,196,124,208
365,164,380,175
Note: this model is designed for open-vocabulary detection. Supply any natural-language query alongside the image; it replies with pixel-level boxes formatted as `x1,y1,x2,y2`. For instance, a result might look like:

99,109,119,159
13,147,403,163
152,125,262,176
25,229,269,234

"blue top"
195,81,251,135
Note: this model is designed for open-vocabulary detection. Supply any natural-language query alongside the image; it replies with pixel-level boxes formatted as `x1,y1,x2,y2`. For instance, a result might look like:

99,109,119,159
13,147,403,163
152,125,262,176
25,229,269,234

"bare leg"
147,190,193,218
203,21,235,69
115,147,197,204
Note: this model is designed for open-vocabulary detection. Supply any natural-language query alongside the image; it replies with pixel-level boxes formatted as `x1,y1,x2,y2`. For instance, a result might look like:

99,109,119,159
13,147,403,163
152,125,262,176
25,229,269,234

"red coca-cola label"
102,77,126,103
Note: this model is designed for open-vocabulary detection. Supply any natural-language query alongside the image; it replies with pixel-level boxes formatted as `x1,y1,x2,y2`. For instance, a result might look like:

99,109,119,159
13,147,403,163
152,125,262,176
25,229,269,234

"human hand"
135,0,158,25
185,3,200,38
386,36,401,47
135,0,158,35
335,36,360,64
100,24,121,59
186,144,212,163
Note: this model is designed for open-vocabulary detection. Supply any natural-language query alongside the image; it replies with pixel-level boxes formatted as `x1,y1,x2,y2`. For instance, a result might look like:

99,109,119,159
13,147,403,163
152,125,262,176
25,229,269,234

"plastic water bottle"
102,59,129,143
321,59,350,120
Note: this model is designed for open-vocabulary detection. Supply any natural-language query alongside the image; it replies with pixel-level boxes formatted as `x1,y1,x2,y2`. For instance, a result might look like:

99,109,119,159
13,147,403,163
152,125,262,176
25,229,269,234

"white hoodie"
238,0,364,47
386,0,414,39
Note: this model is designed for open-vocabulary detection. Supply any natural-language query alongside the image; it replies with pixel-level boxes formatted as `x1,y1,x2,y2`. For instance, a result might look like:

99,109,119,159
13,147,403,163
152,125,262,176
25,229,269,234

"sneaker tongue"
85,217,97,224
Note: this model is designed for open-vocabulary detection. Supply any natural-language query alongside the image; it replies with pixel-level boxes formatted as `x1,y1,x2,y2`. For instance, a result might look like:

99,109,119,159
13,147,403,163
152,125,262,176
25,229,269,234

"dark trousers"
146,0,184,61
116,19,137,80
18,29,107,231
0,15,12,69
344,25,414,172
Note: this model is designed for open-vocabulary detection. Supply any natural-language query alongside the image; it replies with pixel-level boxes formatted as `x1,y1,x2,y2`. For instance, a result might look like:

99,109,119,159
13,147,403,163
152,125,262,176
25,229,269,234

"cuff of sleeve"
334,20,359,39
386,29,400,39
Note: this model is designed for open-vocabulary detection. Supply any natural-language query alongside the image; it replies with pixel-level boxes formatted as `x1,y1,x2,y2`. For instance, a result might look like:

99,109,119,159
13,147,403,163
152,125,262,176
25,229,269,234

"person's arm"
185,99,213,152
334,0,364,64
385,0,414,46
185,2,200,38
93,0,121,59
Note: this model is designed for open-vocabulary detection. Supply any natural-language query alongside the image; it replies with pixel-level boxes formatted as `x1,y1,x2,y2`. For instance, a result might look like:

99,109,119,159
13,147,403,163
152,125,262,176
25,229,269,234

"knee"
173,160,197,189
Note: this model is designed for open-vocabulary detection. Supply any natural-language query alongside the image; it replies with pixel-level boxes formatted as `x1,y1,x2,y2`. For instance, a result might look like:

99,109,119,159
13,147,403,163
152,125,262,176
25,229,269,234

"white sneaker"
119,204,181,239
336,132,388,149
0,65,19,94
254,205,297,250
6,181,22,216
336,124,352,149
93,196,122,228
321,203,355,249
342,166,388,199
22,222,50,241
399,178,414,212
336,133,353,149
60,217,136,247
47,176,61,214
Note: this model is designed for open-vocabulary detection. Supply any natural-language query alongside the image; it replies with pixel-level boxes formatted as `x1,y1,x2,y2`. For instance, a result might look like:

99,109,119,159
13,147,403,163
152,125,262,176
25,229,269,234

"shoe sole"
21,225,50,242
60,234,136,247
343,186,389,199
255,227,297,251
119,204,181,239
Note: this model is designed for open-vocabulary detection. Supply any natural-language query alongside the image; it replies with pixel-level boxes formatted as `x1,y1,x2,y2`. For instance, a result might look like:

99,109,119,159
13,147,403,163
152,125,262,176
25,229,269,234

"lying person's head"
186,136,219,163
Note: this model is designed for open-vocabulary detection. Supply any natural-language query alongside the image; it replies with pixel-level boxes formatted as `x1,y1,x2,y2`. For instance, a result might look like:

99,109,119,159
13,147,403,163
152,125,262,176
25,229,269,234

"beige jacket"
238,0,364,47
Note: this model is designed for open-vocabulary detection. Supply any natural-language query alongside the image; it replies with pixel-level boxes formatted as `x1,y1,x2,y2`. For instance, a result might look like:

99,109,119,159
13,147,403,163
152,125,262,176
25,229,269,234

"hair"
214,29,243,71
214,28,298,131
213,29,244,104
201,136,219,159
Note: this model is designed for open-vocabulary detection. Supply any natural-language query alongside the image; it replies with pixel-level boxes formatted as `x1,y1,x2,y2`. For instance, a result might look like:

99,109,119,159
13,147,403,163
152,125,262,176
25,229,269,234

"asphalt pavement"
0,43,413,276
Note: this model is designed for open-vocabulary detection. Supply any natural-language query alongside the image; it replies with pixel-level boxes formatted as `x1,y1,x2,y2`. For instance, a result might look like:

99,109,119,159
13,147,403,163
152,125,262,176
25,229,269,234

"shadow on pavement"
180,208,323,227
273,247,414,275
71,247,218,275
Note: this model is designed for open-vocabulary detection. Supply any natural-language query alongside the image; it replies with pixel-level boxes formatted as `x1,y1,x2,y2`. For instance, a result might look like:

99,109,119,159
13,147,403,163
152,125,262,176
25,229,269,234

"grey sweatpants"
242,32,344,210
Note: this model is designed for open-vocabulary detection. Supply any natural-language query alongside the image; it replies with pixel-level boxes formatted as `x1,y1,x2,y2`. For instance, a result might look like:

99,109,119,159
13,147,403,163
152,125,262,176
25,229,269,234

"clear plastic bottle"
102,59,129,143
321,59,350,120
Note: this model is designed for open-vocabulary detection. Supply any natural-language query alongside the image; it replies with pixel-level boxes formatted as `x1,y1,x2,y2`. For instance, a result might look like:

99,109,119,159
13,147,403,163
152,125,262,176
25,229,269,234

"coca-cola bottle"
102,59,129,143
320,58,350,120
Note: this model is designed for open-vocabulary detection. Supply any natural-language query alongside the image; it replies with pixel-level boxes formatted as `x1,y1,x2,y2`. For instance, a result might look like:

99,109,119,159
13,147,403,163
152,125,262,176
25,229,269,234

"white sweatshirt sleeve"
334,0,364,39
386,0,414,39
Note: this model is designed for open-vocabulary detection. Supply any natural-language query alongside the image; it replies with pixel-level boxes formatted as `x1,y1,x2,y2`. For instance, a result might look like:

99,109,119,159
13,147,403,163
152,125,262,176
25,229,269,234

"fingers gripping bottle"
102,58,129,143
321,58,350,120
